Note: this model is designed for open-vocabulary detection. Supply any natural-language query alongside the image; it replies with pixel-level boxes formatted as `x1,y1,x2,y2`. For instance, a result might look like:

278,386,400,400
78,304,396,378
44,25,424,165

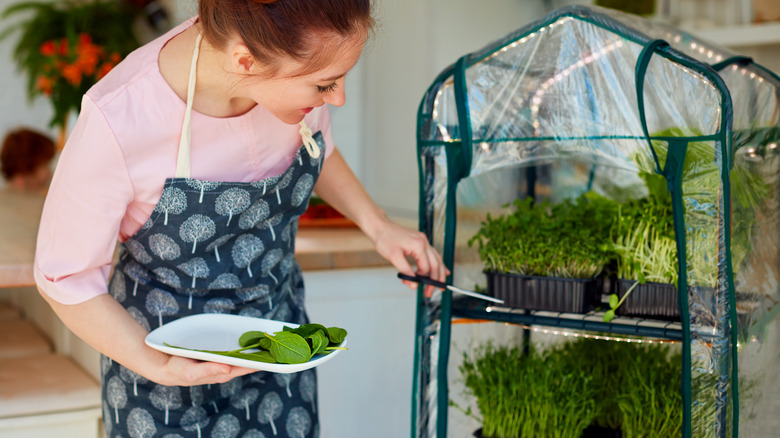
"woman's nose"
323,79,346,107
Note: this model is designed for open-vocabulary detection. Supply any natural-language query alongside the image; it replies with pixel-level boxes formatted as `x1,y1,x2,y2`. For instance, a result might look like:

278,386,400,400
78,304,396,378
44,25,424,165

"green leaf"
603,310,615,322
284,323,329,339
244,350,277,363
326,327,348,345
265,331,312,364
309,330,328,355
238,331,266,348
608,294,619,310
162,344,277,363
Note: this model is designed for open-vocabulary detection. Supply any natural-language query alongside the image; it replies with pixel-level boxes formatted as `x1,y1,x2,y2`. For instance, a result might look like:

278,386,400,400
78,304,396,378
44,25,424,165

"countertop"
0,191,394,288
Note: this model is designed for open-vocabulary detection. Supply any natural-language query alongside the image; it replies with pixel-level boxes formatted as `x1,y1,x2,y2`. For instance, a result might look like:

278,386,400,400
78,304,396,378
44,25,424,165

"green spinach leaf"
265,331,312,364
326,326,347,345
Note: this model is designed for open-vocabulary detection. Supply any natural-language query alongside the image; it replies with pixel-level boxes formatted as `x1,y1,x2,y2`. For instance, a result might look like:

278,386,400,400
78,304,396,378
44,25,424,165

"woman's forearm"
37,290,253,385
313,149,449,292
38,291,167,375
312,148,390,242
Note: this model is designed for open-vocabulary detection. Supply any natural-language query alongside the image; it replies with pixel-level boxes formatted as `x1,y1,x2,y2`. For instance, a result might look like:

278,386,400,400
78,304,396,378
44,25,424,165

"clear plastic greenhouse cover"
413,5,780,438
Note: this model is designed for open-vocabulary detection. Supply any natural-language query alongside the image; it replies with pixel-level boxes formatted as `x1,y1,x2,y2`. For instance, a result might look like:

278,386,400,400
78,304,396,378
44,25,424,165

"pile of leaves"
168,323,347,365
468,192,618,279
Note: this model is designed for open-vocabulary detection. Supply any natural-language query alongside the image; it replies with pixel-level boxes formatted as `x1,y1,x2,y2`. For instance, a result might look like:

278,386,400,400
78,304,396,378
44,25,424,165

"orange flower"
35,75,54,96
97,62,114,79
61,63,82,86
58,38,69,56
78,33,92,46
39,40,56,57
76,49,100,76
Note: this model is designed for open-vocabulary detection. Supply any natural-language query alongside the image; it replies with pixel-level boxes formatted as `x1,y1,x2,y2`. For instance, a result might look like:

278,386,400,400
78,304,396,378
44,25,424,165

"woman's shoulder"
86,18,196,117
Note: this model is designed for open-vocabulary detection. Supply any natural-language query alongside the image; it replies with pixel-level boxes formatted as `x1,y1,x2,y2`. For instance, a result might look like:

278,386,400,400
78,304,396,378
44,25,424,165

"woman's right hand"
155,354,257,387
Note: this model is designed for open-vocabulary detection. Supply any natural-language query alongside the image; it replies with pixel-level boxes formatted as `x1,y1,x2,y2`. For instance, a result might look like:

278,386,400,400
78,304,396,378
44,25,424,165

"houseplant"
455,338,682,438
454,341,598,438
603,167,679,322
605,128,769,322
469,192,617,313
1,0,140,133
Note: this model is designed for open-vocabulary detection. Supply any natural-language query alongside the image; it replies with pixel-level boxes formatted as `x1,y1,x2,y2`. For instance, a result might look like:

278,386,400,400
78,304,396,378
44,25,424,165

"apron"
101,33,324,438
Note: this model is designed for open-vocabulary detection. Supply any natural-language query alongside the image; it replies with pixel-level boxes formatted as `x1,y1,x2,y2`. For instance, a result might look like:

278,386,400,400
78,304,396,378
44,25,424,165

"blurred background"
1,0,778,219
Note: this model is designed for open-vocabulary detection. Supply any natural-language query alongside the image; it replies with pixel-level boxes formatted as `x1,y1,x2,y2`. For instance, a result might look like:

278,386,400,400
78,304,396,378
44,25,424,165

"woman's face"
244,32,366,125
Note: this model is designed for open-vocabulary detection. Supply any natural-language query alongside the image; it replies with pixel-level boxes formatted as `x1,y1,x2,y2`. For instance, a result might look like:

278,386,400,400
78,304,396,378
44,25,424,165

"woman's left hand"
370,218,450,298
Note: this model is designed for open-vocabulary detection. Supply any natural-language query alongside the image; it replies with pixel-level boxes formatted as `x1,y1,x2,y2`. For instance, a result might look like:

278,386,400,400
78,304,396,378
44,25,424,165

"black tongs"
397,273,504,304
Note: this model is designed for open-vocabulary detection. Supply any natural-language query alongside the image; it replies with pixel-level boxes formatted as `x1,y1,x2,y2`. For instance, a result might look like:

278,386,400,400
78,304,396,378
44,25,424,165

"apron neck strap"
299,120,320,159
175,32,202,178
175,32,321,179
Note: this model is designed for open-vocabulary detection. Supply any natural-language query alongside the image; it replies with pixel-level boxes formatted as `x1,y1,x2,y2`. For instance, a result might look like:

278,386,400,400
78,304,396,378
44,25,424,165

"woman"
34,0,447,436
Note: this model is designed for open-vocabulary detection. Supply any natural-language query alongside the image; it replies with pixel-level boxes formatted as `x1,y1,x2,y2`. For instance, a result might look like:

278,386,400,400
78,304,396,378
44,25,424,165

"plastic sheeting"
412,5,780,438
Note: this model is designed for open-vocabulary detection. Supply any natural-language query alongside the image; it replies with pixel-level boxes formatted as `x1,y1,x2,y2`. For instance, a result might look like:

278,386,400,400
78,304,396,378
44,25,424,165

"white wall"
361,0,548,218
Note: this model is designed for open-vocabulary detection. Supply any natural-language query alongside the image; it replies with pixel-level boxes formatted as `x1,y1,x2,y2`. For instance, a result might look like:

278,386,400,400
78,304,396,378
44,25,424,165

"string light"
518,324,680,344
431,16,766,145
530,38,624,134
463,316,680,344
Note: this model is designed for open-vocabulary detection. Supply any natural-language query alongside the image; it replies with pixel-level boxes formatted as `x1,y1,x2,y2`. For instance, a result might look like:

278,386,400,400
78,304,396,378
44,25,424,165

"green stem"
614,279,641,310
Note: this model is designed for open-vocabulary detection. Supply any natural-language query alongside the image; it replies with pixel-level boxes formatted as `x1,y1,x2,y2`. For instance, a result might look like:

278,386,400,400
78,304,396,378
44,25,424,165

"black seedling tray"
612,279,679,321
485,271,602,314
581,425,622,438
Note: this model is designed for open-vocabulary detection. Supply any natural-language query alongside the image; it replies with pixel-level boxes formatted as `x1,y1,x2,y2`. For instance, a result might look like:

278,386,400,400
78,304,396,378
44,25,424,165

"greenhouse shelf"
450,297,684,341
412,5,780,437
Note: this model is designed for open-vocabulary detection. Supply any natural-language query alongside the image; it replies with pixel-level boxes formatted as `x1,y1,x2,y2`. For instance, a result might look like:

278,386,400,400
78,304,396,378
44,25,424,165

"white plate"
145,313,347,374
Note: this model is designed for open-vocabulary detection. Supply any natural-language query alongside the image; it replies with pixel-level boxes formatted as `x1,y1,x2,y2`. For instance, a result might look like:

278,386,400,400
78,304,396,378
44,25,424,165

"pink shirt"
34,18,335,304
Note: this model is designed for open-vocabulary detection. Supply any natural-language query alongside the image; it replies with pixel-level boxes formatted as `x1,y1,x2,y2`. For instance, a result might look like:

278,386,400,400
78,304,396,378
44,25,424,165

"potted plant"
1,0,141,134
454,342,598,438
604,128,769,322
454,338,682,438
615,344,682,437
603,168,679,322
469,192,617,313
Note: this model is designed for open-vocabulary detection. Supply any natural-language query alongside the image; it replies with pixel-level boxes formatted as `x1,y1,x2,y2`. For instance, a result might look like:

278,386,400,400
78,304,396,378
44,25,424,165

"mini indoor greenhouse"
412,5,780,438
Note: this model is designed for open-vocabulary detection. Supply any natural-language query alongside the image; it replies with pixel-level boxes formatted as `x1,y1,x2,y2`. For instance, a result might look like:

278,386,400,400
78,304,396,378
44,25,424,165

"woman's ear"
230,42,255,74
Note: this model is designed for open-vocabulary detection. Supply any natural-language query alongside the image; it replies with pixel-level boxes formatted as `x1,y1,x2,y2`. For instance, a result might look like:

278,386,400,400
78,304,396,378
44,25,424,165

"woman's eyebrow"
317,72,346,82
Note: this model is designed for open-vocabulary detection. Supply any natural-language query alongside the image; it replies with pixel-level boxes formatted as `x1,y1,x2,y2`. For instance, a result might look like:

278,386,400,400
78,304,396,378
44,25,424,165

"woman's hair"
199,0,374,77
1,128,56,180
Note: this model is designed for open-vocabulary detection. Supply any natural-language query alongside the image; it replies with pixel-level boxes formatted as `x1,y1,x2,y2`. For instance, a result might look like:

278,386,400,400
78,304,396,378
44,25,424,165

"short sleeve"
34,96,135,304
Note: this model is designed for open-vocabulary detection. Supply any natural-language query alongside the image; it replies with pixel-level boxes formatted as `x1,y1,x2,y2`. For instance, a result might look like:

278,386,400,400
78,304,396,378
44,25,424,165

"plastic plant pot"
612,279,679,321
485,270,602,314
581,424,623,438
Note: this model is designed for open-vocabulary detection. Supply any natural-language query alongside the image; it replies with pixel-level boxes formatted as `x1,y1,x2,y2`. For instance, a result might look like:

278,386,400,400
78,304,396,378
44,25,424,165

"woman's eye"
317,83,338,94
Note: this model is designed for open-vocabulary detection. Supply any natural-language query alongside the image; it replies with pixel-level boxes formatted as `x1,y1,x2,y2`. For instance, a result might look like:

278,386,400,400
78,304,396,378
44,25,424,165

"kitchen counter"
0,191,394,288
0,191,46,288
